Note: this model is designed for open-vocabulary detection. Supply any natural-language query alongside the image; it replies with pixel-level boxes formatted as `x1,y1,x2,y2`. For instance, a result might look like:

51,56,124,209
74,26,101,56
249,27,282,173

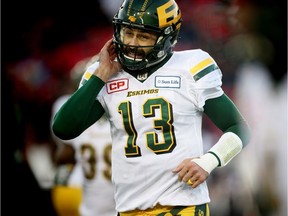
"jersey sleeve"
51,95,79,145
52,74,106,140
188,50,224,110
78,61,108,111
78,61,100,88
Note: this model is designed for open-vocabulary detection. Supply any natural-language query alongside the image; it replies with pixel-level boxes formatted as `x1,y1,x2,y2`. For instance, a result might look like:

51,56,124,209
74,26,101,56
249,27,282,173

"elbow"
52,120,80,141
52,123,69,140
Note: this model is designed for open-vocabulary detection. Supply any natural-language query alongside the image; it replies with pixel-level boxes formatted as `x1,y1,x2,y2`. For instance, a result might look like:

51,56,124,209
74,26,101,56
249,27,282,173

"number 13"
118,97,176,157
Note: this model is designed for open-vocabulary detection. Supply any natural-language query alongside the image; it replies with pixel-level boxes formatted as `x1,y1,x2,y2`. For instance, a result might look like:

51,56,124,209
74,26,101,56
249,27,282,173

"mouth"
123,46,146,61
124,54,143,62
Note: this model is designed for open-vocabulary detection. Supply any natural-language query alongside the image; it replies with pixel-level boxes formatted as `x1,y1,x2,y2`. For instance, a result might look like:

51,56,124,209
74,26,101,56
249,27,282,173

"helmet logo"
157,0,181,28
127,0,149,22
128,16,137,22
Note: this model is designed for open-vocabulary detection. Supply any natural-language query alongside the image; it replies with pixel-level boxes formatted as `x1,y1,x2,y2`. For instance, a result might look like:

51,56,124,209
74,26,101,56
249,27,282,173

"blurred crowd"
2,0,287,215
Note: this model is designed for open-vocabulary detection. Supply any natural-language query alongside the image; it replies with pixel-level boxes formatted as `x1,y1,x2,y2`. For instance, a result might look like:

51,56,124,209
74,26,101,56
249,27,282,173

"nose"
128,35,139,46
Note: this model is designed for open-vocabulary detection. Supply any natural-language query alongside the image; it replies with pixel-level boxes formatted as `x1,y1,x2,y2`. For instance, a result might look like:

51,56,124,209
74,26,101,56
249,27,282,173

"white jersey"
84,49,223,212
72,118,116,216
52,95,116,216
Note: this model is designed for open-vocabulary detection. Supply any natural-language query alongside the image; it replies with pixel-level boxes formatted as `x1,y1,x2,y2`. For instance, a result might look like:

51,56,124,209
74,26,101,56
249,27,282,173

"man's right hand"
94,38,121,82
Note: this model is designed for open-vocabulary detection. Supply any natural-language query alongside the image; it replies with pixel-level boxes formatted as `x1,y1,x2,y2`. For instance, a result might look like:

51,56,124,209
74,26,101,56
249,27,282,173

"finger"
108,42,115,51
110,48,117,61
189,172,208,188
106,38,114,46
187,175,200,188
182,169,194,182
172,162,185,173
101,38,113,53
190,178,201,188
177,166,193,182
187,179,194,186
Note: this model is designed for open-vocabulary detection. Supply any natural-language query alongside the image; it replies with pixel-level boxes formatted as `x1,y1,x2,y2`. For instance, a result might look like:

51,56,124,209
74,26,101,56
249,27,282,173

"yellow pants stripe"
119,203,210,216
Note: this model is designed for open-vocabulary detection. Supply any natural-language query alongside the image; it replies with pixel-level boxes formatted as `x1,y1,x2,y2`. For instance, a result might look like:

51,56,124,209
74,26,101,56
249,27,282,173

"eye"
139,34,150,40
125,30,133,36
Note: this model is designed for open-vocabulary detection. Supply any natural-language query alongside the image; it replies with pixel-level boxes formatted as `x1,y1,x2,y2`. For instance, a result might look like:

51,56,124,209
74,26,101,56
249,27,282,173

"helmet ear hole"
164,27,173,35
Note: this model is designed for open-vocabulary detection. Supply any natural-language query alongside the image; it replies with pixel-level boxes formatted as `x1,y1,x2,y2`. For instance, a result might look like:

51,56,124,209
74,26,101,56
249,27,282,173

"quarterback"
53,0,251,215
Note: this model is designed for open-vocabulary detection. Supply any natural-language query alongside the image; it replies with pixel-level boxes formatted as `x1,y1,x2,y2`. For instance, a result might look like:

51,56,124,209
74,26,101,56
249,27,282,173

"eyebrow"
125,27,158,36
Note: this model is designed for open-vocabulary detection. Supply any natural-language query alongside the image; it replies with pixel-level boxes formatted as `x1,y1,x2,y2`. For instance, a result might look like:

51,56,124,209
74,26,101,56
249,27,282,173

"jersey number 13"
118,97,176,158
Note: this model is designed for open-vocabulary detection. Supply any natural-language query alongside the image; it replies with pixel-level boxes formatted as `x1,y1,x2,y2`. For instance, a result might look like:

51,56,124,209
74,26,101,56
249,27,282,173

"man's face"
120,26,158,60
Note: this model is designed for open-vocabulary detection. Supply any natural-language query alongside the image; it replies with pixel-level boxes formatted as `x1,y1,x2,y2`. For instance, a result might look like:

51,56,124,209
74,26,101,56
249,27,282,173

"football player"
52,0,251,215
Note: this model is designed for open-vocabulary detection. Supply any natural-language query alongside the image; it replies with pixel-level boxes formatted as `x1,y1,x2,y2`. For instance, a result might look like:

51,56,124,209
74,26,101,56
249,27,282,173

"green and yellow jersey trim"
190,58,219,81
80,72,92,86
84,72,92,80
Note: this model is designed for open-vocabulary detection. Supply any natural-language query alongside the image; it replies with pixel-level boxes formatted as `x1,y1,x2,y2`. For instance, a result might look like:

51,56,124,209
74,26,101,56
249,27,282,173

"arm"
189,93,251,174
52,39,121,140
54,143,76,165
173,93,251,187
204,93,251,146
52,75,106,140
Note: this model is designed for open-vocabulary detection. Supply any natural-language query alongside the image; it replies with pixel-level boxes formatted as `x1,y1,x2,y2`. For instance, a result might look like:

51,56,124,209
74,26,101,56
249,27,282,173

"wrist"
191,153,219,174
93,67,111,82
192,132,243,174
209,132,243,167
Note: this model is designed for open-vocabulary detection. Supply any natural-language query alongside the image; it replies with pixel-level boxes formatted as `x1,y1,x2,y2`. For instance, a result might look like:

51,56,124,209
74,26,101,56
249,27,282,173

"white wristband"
191,153,219,174
192,132,243,173
209,132,243,167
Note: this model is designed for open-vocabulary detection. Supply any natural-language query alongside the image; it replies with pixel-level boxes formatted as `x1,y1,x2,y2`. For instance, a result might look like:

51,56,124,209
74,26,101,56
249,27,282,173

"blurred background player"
51,95,83,216
50,55,117,216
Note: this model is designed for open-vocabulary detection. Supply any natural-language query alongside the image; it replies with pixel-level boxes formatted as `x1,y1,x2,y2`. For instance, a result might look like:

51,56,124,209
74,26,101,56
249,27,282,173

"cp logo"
106,78,129,94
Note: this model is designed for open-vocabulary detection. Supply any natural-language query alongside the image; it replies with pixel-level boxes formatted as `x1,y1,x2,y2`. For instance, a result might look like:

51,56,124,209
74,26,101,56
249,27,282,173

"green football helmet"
113,0,182,72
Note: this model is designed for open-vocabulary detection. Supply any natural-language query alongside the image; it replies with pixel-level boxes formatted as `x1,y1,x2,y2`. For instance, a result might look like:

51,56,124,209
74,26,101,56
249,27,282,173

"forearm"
52,75,105,140
204,93,251,146
192,94,251,173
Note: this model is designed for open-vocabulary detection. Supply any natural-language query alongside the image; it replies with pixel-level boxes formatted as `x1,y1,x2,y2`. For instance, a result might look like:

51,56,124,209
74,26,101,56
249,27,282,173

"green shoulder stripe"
193,64,219,81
